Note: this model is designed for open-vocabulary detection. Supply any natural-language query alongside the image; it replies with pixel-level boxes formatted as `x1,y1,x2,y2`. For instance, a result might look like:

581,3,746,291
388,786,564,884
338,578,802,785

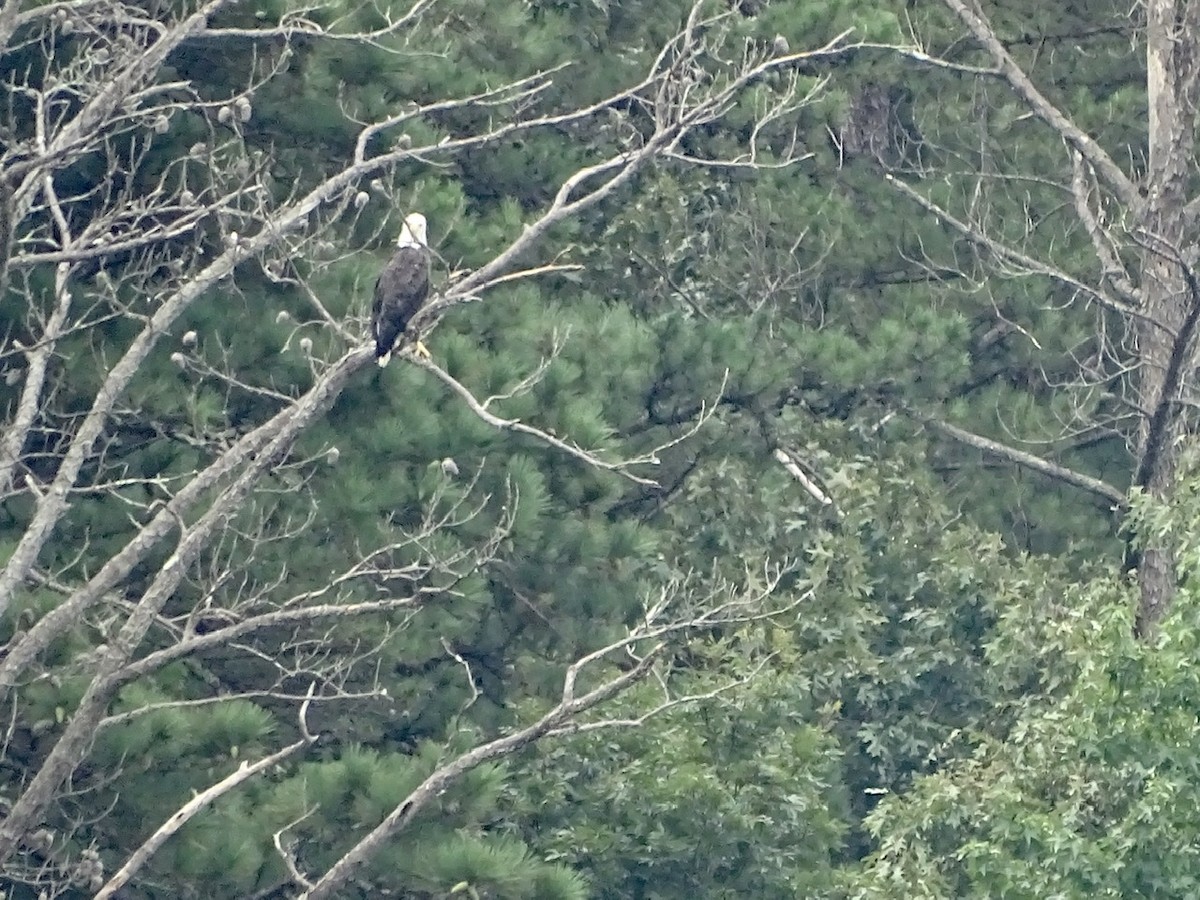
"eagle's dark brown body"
371,243,430,365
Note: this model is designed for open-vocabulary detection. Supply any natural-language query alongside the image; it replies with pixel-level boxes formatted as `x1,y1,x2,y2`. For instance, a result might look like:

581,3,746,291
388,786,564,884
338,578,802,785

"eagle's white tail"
376,351,391,368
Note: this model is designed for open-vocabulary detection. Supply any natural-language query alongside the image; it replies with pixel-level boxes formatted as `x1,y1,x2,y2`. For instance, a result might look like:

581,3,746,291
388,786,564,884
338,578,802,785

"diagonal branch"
298,565,791,899
93,686,319,899
0,347,365,863
114,593,430,686
940,0,1139,211
885,173,1148,325
1068,151,1142,308
920,414,1127,507
298,647,662,900
416,356,660,486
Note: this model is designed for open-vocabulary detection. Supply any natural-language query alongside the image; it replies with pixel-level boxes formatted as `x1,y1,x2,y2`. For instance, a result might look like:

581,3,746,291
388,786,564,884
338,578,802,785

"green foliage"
3,0,1179,895
850,565,1200,898
844,454,1200,897
505,648,849,897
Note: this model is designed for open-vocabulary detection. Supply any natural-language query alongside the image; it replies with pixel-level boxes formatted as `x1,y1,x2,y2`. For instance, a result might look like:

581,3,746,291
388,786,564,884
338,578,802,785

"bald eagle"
372,212,431,367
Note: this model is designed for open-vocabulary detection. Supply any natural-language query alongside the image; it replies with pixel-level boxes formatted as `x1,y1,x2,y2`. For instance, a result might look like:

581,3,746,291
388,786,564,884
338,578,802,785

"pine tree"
0,0,853,894
516,0,1188,884
818,0,1196,631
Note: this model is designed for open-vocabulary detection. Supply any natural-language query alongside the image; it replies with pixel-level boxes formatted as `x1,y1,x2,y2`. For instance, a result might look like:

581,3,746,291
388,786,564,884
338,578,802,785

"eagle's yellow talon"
370,212,431,368
415,340,432,360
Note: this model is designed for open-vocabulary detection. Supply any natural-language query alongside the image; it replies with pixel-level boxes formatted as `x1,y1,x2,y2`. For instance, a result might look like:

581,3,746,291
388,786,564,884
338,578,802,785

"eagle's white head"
397,213,428,248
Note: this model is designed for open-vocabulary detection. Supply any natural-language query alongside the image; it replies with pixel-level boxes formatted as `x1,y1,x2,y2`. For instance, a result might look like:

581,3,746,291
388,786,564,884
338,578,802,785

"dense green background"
4,0,1195,896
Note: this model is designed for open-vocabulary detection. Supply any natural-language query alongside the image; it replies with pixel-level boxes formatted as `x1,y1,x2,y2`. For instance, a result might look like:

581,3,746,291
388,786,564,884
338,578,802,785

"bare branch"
939,0,1139,211
199,0,437,45
93,686,318,899
0,347,365,859
772,447,835,509
300,651,660,899
1069,152,1142,308
884,173,1148,325
416,355,659,486
921,415,1127,507
299,564,793,897
546,654,773,736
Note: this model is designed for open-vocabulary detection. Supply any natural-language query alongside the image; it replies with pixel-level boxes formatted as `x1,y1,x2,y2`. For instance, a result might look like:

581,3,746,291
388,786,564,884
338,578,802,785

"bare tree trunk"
1132,0,1200,634
893,0,1200,634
